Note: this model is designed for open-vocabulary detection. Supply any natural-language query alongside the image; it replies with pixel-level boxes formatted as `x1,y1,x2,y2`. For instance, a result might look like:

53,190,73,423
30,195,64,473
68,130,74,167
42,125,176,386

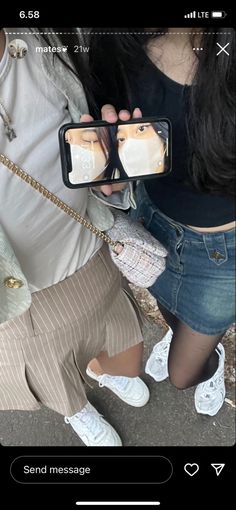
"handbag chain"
0,153,118,250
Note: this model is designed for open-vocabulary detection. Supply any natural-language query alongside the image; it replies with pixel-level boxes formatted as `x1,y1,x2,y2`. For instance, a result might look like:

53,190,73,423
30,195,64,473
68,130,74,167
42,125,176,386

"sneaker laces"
200,372,225,399
67,407,103,440
97,374,129,391
200,345,225,397
153,341,170,362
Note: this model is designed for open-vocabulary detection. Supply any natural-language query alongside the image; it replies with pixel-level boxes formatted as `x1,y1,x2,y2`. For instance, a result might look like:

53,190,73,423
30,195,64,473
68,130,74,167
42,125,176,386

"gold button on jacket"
4,277,24,289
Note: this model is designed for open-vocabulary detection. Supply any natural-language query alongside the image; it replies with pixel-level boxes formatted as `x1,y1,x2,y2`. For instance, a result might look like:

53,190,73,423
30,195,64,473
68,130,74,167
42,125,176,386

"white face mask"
118,137,164,177
69,144,108,184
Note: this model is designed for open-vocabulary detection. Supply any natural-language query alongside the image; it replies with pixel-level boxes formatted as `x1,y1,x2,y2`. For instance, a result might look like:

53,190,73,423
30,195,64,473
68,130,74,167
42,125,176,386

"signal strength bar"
184,11,196,18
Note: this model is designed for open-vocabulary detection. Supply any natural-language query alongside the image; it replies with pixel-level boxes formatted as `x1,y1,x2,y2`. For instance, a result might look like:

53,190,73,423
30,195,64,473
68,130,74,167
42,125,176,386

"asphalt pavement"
0,321,235,447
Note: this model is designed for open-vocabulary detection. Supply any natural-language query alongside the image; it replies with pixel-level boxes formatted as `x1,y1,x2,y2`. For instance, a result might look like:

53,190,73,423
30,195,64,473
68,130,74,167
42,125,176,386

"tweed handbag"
106,209,167,288
1,154,167,289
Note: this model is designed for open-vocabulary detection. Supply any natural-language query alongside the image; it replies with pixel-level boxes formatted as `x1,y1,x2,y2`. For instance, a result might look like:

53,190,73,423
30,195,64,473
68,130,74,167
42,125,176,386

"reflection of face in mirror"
65,127,110,184
117,122,168,177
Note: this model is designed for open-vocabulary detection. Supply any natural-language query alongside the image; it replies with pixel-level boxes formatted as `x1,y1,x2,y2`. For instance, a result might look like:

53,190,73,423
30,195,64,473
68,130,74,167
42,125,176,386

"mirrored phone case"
59,117,171,188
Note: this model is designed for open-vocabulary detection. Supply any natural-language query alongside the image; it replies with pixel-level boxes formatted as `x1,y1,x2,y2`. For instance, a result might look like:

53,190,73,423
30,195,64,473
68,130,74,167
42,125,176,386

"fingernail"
107,112,116,119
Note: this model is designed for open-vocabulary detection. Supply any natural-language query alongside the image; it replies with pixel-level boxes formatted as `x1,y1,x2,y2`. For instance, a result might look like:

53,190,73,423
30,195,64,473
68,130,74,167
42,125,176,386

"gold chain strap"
0,153,118,249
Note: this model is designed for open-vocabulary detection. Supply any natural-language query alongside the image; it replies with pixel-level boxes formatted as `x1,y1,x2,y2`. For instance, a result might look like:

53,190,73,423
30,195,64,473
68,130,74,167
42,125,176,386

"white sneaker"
145,328,173,382
194,343,226,416
64,401,122,446
86,367,150,407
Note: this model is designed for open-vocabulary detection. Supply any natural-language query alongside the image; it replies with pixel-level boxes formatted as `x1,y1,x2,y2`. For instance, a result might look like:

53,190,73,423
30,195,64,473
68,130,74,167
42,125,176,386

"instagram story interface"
0,11,235,508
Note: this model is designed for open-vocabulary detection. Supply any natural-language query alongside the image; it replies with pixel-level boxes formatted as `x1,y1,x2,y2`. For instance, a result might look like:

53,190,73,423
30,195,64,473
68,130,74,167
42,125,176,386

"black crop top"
132,61,235,227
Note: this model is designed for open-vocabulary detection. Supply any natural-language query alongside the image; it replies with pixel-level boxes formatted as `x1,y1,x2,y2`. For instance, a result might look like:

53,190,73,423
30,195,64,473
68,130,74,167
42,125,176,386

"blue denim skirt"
131,183,236,335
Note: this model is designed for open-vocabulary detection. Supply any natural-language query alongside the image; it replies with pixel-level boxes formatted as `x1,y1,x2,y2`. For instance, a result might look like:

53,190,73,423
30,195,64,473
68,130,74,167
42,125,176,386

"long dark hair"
88,28,236,196
38,28,96,112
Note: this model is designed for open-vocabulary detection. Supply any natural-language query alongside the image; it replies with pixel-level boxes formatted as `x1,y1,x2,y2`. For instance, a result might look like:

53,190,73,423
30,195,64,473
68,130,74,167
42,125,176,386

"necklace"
0,99,17,141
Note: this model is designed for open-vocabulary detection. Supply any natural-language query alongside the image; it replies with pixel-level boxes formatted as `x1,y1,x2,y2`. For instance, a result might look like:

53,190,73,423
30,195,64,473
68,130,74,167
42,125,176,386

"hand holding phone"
59,117,171,188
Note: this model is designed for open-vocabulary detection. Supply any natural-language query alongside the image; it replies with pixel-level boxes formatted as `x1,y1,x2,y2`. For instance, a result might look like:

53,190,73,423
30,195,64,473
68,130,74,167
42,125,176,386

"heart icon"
184,463,199,476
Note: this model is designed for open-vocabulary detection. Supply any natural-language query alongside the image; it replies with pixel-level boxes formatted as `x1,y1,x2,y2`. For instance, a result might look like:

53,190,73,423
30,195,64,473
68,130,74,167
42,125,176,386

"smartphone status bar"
1,7,234,27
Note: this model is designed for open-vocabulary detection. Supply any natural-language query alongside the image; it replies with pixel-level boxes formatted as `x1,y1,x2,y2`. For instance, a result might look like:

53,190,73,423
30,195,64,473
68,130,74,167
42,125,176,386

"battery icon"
211,11,227,18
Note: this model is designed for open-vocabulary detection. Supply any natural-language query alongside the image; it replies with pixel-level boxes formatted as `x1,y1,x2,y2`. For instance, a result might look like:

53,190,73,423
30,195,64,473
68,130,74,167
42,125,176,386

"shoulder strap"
0,153,117,249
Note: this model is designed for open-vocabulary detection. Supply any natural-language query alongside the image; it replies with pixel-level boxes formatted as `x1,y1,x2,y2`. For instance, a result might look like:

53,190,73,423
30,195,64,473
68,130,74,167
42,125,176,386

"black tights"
157,301,224,390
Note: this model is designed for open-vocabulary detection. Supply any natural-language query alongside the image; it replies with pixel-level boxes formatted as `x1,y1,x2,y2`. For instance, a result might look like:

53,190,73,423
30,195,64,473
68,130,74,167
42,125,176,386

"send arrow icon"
211,464,225,476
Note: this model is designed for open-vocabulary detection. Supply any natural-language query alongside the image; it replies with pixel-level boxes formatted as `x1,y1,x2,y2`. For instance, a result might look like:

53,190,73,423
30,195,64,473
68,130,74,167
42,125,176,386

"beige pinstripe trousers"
0,245,143,416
